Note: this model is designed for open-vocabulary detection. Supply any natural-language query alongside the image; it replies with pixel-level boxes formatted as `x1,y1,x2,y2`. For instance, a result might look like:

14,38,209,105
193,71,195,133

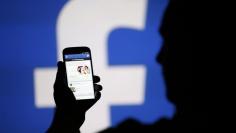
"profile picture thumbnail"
77,65,90,75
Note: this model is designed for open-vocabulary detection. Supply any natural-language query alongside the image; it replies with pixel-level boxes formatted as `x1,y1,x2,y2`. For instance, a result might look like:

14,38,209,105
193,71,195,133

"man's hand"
47,61,102,133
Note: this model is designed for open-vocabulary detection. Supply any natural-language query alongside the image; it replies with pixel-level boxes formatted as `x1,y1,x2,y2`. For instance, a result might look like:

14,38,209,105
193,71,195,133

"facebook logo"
0,0,174,133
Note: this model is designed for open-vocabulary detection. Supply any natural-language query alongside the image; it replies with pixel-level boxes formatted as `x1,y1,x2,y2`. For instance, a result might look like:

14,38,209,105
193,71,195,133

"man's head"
157,0,192,110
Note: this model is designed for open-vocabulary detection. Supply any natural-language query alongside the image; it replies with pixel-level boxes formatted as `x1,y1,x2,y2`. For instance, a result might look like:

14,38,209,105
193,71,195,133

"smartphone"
63,47,95,100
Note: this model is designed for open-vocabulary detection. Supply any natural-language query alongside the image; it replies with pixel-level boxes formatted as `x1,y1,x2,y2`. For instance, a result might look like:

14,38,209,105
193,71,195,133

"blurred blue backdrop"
0,0,174,132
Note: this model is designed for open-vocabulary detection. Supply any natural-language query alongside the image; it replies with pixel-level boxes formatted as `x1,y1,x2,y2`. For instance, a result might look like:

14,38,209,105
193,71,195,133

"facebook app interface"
64,52,95,100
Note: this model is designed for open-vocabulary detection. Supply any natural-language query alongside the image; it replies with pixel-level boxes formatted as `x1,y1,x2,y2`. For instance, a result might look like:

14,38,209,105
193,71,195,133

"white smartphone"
63,47,95,100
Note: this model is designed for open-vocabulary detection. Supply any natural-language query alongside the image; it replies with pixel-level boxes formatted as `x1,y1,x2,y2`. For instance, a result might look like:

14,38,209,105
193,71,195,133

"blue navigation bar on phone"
65,53,90,60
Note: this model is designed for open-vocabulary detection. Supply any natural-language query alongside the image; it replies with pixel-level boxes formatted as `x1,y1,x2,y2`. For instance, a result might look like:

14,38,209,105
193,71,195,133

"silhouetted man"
47,0,204,132
99,0,196,132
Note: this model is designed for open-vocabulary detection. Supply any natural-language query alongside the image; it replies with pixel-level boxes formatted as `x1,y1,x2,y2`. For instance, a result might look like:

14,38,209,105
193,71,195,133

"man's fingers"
95,91,101,100
58,61,66,74
93,75,100,83
56,62,64,80
94,84,102,91
54,61,66,89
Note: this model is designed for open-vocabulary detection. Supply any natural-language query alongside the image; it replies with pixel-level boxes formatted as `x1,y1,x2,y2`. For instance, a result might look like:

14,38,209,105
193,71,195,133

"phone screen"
64,52,95,100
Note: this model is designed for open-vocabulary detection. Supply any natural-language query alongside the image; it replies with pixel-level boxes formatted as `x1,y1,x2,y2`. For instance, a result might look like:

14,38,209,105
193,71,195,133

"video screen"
64,52,95,100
